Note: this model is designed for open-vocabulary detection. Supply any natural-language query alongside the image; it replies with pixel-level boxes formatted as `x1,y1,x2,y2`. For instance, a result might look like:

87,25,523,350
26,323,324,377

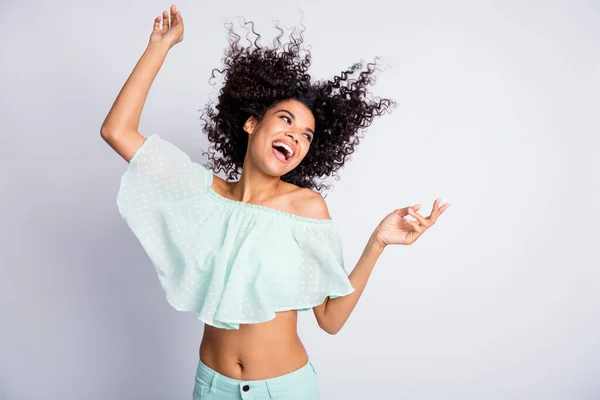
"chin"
271,163,296,177
252,148,301,176
266,155,298,174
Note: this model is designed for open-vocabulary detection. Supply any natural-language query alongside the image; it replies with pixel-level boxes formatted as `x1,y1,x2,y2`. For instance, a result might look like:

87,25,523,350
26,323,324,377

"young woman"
101,5,450,399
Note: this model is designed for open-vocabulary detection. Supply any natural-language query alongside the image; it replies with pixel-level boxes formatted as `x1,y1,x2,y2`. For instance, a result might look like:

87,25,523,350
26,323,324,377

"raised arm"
100,5,184,163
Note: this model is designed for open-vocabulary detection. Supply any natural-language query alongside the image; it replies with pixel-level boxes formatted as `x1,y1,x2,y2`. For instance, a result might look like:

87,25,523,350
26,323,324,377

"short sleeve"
290,222,355,305
116,134,210,219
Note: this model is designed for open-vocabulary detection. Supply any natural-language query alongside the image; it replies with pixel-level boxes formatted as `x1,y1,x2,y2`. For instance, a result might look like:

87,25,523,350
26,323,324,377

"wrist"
369,228,387,252
146,40,172,55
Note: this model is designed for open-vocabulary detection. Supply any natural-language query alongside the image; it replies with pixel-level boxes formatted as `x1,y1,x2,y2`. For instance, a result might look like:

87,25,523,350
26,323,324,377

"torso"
199,311,309,380
200,175,313,380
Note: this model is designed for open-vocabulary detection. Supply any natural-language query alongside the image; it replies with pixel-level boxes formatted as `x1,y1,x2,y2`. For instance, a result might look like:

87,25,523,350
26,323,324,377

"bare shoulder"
210,173,226,192
291,187,331,220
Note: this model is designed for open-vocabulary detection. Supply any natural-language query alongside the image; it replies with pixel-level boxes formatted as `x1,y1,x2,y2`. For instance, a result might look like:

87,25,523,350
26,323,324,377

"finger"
428,207,448,226
393,208,408,218
153,15,161,31
438,204,451,214
405,220,423,234
162,10,169,30
170,5,177,26
433,198,441,212
408,208,428,226
393,204,420,218
174,11,183,29
427,198,441,222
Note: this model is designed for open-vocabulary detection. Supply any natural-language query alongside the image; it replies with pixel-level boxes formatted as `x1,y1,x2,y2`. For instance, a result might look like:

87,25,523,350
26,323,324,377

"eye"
303,133,312,142
280,116,291,124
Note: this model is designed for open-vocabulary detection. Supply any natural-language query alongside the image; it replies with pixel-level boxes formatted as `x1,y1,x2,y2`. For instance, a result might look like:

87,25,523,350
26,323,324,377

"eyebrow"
276,109,314,135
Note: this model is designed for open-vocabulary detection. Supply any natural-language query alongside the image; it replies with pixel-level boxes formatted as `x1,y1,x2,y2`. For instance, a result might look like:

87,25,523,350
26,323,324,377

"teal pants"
192,358,320,399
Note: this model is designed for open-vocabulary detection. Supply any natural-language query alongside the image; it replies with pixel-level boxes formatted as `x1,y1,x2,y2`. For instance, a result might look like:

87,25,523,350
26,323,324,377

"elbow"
100,123,125,139
100,119,130,139
100,125,116,139
318,320,342,335
100,125,135,141
327,327,342,335
100,113,122,138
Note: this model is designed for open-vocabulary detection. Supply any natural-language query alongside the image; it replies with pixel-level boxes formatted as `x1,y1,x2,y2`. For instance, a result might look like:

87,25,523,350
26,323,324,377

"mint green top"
116,134,355,329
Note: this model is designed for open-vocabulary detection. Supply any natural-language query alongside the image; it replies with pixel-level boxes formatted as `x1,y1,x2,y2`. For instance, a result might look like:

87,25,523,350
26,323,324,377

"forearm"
101,41,171,136
323,230,385,334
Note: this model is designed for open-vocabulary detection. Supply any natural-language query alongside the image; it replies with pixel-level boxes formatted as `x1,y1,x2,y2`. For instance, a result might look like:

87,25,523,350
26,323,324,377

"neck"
230,157,284,204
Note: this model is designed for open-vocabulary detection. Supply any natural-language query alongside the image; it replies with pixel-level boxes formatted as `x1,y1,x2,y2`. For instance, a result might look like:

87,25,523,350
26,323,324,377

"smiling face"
243,99,315,176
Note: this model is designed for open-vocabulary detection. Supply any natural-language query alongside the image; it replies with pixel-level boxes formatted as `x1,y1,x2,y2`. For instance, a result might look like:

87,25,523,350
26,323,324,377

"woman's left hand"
374,198,450,247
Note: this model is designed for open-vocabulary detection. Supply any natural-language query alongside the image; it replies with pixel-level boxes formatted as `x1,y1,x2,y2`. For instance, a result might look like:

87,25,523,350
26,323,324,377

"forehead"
270,99,315,124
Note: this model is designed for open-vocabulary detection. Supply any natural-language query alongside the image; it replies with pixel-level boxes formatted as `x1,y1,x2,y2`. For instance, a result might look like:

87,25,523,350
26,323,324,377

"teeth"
273,141,294,158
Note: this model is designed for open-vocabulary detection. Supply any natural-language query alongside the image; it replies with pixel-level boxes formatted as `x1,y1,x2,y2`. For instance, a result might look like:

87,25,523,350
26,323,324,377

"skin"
201,99,322,380
100,4,451,381
209,98,317,215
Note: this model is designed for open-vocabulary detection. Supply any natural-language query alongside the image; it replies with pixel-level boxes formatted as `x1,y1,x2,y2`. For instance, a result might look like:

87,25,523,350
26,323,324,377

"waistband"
195,358,317,394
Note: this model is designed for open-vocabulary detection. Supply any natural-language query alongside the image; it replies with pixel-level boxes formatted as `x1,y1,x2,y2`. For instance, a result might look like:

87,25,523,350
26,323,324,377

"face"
243,99,315,176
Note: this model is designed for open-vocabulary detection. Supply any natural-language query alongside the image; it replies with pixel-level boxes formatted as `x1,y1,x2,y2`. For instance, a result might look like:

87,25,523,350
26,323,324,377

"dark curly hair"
200,18,396,193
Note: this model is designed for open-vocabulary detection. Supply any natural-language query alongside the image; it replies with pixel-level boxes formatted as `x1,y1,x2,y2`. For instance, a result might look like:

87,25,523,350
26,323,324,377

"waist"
199,310,308,380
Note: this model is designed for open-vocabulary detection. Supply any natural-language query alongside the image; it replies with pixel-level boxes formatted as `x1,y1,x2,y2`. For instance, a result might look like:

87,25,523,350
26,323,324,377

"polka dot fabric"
117,134,356,329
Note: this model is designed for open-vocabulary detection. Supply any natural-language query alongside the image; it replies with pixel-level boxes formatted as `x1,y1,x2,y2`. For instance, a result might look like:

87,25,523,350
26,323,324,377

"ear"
243,116,257,134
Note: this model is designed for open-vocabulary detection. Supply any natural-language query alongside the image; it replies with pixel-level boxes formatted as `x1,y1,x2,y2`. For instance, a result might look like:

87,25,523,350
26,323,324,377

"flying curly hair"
200,18,396,193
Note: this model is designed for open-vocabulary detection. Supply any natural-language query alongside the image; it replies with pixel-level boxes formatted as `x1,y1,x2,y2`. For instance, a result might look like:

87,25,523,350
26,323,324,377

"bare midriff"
199,310,309,380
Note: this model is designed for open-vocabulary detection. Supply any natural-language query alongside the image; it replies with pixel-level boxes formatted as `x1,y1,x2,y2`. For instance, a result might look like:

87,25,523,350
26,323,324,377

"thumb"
394,204,420,217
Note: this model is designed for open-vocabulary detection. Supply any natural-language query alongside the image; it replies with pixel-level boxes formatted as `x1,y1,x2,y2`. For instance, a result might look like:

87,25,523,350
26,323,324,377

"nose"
286,132,298,143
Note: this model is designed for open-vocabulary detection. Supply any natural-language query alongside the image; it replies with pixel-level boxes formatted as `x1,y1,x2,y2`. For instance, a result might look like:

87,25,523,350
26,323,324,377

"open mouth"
272,141,294,162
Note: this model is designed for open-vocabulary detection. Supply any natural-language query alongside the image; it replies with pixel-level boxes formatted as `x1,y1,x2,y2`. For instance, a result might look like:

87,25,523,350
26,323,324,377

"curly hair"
200,18,396,193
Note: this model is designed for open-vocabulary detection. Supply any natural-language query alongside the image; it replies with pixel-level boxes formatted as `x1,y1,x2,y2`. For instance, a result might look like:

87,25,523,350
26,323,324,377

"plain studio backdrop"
1,0,598,399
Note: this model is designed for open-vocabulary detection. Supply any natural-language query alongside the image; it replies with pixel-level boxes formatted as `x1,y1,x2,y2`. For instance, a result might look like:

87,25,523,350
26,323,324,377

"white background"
1,0,599,399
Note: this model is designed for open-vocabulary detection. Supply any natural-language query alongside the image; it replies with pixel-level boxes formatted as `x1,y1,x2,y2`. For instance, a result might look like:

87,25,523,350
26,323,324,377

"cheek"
295,147,310,163
248,135,277,164
248,131,268,151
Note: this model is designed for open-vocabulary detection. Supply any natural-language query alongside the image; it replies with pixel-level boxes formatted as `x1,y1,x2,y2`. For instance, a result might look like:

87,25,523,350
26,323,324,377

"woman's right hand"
149,4,184,49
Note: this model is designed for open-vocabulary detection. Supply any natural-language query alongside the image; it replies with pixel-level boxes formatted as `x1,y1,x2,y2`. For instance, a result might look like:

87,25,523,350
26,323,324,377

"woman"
101,5,450,399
